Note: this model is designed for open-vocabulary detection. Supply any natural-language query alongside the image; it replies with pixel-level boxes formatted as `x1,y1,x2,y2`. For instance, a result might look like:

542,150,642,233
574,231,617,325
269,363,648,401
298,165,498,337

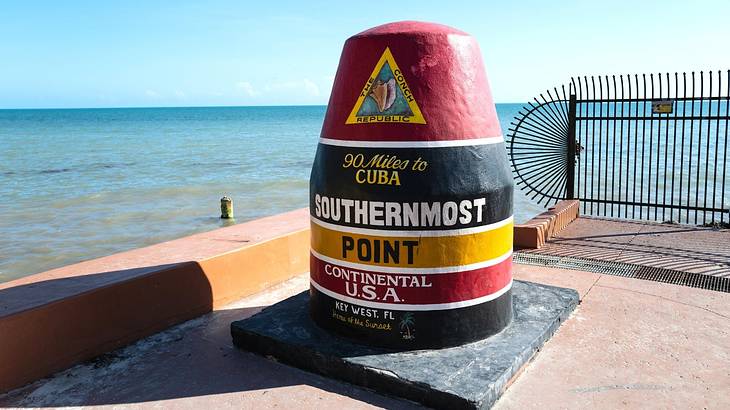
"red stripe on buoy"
310,254,512,306
322,21,500,142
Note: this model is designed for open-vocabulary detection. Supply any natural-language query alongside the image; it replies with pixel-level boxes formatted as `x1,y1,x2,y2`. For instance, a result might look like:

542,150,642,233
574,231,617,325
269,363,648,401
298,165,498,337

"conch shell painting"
368,78,397,112
347,52,421,123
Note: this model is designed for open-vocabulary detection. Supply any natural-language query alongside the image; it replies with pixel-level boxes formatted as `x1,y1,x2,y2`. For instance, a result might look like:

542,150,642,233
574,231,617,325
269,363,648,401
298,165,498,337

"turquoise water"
0,105,541,283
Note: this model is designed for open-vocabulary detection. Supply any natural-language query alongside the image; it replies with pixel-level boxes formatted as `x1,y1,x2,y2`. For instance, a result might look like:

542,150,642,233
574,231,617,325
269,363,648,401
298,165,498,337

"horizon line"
0,101,527,111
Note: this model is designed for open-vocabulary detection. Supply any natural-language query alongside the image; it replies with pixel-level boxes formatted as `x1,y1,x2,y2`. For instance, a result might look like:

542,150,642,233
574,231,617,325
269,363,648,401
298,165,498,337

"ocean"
0,104,544,283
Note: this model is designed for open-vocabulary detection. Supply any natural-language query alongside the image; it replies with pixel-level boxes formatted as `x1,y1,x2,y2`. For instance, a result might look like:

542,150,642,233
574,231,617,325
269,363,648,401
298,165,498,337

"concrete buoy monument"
232,21,578,409
309,21,514,349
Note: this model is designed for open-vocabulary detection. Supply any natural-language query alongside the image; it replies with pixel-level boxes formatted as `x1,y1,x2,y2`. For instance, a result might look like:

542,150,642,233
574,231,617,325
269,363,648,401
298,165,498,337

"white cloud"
265,79,320,97
174,90,186,99
302,79,320,97
236,81,260,97
144,89,161,98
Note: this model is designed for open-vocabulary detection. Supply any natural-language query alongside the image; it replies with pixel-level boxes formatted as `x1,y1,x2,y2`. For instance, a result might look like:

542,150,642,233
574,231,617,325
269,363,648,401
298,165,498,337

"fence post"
566,94,577,199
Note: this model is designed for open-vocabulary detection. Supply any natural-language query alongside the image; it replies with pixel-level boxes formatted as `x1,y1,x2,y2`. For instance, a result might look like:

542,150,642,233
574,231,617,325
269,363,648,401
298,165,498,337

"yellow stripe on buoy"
311,221,513,269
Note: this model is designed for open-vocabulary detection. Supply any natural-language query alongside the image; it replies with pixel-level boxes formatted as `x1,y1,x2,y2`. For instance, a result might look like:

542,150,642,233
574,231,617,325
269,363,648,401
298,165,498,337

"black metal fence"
508,70,730,226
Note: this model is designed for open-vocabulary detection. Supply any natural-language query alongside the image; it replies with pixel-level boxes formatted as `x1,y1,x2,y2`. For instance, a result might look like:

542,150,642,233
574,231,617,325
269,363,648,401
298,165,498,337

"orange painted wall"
0,209,310,393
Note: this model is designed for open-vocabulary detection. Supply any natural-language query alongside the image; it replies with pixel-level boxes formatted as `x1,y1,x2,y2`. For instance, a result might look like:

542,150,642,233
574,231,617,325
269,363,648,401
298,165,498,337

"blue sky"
1,0,729,108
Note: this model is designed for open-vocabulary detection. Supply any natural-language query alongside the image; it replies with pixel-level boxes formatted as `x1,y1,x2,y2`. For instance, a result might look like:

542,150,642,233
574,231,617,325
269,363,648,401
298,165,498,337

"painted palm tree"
399,313,415,340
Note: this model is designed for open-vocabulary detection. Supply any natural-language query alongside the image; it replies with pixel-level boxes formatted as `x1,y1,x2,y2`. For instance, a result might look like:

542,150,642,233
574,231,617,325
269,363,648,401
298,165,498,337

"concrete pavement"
2,261,728,409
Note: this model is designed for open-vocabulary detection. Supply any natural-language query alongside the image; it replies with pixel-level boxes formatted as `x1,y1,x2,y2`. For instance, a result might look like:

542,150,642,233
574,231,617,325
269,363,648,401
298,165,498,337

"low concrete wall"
514,200,580,249
0,209,310,393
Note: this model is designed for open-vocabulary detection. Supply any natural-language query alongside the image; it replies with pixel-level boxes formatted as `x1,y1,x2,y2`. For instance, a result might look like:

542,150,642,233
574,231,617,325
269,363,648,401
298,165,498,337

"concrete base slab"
231,280,579,410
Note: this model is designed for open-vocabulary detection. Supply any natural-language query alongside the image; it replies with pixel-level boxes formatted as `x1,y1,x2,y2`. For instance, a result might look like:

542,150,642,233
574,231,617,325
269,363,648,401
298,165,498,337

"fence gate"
508,70,730,226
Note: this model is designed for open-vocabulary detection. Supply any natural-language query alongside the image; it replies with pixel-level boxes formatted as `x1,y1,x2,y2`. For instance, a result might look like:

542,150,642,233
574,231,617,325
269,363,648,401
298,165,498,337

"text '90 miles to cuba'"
342,152,428,186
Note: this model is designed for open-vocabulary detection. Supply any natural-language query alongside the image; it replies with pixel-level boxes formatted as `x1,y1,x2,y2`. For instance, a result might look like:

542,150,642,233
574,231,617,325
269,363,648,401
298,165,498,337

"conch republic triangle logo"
346,47,426,124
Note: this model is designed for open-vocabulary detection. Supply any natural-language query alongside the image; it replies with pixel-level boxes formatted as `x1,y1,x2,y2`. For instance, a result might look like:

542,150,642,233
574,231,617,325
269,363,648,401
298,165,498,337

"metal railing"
508,70,730,226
